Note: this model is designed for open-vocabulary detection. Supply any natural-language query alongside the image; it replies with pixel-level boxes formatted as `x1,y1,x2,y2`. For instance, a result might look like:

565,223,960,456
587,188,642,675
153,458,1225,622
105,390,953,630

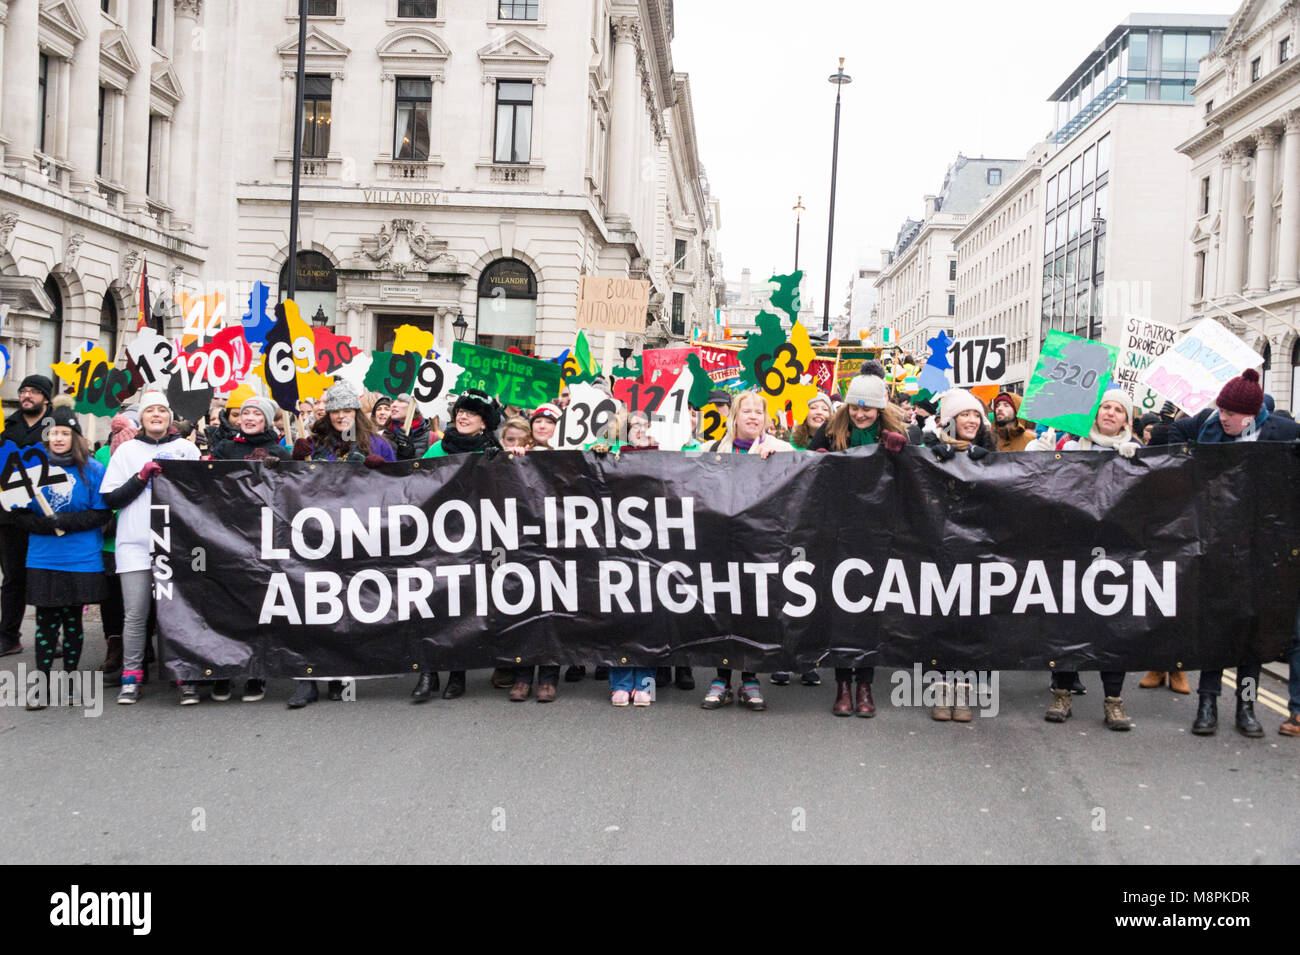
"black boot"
1191,693,1217,735
442,670,466,699
1235,699,1264,738
287,681,319,709
563,665,586,683
655,666,672,688
411,670,439,703
675,666,695,690
1070,674,1087,695
327,680,345,701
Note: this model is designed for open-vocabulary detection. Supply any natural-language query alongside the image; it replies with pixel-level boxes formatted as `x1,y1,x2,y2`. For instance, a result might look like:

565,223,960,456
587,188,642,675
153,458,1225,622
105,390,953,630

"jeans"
1198,663,1262,699
513,665,560,686
1053,671,1124,697
715,668,757,685
834,667,875,682
120,569,154,673
0,527,28,646
608,667,655,693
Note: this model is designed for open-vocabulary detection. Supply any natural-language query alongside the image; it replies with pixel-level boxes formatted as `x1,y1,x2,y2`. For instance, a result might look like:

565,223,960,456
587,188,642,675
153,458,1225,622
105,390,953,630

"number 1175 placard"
948,336,1008,387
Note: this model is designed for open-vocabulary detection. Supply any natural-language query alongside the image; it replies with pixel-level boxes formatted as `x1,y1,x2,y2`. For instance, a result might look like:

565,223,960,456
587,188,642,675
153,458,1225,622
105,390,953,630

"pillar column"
1276,110,1300,291
2,0,40,173
606,16,640,225
1247,127,1280,295
68,0,104,193
279,69,295,154
168,0,202,230
1221,142,1249,299
122,0,154,214
378,72,394,158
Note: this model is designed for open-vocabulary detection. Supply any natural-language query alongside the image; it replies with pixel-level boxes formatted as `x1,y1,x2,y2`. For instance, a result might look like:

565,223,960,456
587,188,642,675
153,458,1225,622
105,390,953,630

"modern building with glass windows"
1038,13,1229,357
1050,15,1227,145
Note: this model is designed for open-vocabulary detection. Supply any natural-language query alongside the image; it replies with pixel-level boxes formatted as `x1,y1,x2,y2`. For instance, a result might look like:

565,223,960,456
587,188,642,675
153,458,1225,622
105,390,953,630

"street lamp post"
793,195,806,273
286,0,308,301
452,310,469,342
823,58,852,334
1089,214,1104,340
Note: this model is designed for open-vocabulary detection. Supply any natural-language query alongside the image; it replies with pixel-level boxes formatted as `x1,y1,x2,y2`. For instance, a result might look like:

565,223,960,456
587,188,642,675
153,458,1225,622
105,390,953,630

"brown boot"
100,636,123,674
952,683,974,722
1138,670,1166,688
1104,696,1133,731
930,682,954,721
1045,688,1072,722
832,680,853,717
854,682,876,718
1168,670,1191,694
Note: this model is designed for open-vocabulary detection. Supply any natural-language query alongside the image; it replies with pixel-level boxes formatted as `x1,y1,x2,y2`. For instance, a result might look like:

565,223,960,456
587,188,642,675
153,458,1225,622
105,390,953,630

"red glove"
883,431,907,453
363,454,386,469
137,461,162,482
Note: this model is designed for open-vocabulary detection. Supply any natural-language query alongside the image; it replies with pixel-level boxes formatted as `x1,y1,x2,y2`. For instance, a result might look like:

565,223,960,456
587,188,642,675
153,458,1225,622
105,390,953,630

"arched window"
476,258,536,354
1260,340,1272,399
278,250,338,329
38,276,63,377
98,291,119,360
1291,340,1300,415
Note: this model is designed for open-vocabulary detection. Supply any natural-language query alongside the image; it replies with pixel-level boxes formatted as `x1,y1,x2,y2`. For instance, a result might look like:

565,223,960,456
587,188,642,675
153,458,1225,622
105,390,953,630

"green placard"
452,341,563,409
1020,330,1119,437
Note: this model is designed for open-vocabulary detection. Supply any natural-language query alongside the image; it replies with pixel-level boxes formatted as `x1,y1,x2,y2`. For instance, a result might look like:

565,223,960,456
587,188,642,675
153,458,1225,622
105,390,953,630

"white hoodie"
100,432,199,574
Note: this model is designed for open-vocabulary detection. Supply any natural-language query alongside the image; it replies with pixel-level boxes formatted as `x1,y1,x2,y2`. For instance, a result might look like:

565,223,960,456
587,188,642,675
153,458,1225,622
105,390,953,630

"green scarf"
850,422,881,447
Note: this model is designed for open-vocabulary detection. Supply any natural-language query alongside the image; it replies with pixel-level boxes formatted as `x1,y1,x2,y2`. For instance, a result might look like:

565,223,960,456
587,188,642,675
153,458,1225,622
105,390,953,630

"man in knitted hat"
0,374,56,655
1150,366,1300,737
991,391,1035,452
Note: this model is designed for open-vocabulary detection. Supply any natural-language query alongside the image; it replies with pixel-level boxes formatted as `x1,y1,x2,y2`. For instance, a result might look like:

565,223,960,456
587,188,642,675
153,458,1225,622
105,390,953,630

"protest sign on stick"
1116,316,1178,414
1138,317,1262,415
453,341,563,409
1020,330,1119,436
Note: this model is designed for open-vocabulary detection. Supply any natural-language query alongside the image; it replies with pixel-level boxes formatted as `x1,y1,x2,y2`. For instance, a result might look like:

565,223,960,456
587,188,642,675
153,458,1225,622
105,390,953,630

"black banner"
151,445,1300,679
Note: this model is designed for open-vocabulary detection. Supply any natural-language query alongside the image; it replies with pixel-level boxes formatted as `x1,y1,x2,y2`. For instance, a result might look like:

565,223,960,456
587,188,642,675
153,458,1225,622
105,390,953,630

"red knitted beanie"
1216,368,1264,416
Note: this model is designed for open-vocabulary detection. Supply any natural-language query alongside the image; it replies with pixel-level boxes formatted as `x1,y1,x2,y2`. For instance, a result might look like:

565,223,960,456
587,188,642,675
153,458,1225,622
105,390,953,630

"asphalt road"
2,612,1296,865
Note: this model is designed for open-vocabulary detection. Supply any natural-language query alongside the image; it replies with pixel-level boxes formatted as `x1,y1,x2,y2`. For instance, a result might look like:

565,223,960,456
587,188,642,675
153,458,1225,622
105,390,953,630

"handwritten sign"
575,276,651,334
1117,316,1177,413
1138,318,1261,415
453,341,563,409
1020,330,1118,436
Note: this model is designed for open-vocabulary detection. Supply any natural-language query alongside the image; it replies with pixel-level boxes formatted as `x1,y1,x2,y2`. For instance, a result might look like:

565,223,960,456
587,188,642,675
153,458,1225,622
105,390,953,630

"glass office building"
1049,17,1227,146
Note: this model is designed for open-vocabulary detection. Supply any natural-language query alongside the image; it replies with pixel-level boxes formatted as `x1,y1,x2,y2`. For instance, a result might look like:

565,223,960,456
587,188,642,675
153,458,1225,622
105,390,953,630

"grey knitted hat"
323,381,361,412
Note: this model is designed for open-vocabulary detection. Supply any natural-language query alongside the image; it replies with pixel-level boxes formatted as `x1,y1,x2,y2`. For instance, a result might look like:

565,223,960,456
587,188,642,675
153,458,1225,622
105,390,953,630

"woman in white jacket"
99,391,200,704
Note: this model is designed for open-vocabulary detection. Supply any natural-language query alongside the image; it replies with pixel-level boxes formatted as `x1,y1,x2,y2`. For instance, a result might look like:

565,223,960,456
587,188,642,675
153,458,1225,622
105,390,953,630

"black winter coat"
385,417,431,460
1151,407,1300,445
211,429,292,461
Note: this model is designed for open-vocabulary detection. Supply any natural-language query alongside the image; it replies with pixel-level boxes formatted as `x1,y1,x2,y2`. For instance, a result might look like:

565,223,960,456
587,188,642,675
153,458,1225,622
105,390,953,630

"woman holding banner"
286,383,396,709
100,390,201,704
211,396,291,464
1033,386,1139,731
921,389,999,722
803,374,908,717
699,392,794,712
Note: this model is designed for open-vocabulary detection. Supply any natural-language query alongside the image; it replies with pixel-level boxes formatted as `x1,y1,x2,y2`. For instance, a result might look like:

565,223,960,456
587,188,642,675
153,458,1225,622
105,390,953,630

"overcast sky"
672,0,1236,318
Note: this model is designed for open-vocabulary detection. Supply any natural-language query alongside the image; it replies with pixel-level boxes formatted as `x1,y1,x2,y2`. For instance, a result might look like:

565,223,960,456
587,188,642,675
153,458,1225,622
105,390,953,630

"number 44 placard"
947,335,1008,387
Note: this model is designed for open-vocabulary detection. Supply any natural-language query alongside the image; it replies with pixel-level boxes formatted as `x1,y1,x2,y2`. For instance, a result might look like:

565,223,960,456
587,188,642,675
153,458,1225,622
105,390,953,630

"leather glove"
883,431,906,453
931,442,956,462
1118,441,1139,459
137,461,162,482
363,454,386,469
968,444,990,461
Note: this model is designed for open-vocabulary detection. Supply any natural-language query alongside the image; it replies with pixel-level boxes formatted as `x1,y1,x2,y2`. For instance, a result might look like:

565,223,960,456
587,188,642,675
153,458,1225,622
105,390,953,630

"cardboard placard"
1117,316,1178,414
575,276,651,333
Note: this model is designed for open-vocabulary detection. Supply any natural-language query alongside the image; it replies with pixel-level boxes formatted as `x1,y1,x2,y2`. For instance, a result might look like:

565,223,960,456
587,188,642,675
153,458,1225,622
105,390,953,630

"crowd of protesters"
1,354,1298,740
